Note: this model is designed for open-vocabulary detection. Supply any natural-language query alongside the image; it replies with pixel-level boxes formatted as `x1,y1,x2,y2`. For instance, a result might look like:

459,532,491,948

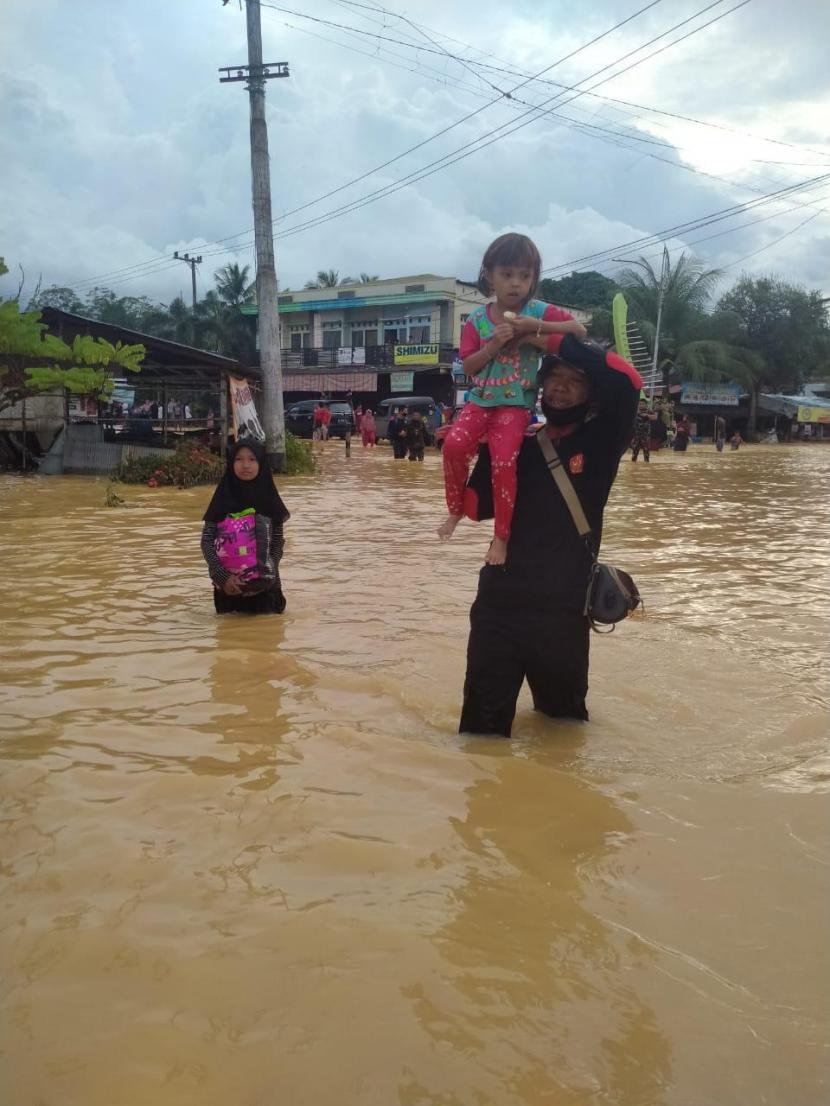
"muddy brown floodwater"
1,442,828,1106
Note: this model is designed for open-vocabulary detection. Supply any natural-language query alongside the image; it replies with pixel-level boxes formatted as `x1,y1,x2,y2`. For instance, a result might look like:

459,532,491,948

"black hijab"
203,438,290,524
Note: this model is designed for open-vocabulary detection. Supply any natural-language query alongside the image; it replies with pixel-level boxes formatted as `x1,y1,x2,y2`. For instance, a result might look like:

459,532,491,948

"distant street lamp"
614,246,671,401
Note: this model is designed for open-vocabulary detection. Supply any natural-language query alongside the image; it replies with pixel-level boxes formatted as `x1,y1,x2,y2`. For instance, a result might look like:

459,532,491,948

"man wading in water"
458,334,641,738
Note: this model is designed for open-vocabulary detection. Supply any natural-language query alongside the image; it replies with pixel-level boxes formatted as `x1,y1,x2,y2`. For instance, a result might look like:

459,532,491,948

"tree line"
26,266,384,362
540,259,830,430
27,263,260,362
20,256,830,430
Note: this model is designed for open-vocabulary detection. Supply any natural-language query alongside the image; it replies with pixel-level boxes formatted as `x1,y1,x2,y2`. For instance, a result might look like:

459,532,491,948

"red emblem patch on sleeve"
569,452,584,474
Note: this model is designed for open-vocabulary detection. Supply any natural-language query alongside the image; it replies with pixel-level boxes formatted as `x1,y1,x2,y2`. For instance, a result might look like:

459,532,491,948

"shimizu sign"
394,343,440,365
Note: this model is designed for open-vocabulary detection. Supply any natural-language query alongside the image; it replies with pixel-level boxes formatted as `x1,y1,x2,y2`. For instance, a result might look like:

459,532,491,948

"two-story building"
241,274,591,409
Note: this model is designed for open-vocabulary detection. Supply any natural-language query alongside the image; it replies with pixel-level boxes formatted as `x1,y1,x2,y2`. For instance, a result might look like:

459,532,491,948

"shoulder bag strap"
535,426,592,537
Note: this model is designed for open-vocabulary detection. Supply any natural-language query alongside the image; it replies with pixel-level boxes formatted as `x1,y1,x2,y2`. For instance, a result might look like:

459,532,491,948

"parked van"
374,396,435,440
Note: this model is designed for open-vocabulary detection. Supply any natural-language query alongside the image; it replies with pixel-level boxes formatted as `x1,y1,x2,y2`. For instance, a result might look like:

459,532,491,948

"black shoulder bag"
536,427,642,632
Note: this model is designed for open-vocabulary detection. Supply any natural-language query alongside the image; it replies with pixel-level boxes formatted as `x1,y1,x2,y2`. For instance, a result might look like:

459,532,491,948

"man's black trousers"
459,599,590,738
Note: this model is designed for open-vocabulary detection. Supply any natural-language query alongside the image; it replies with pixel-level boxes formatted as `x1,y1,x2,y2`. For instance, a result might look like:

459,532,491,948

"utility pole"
220,0,289,471
173,250,202,345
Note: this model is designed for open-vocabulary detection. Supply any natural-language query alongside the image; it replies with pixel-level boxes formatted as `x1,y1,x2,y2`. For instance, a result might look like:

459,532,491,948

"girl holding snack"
438,233,586,564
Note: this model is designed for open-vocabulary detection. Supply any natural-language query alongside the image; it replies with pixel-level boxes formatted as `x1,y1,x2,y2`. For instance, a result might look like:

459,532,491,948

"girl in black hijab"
201,438,290,614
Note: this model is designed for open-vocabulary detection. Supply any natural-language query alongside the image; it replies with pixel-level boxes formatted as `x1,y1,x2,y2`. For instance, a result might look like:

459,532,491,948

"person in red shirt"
313,402,331,441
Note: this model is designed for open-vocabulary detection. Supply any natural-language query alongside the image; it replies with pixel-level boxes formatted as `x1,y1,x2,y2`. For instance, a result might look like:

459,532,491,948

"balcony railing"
266,343,458,372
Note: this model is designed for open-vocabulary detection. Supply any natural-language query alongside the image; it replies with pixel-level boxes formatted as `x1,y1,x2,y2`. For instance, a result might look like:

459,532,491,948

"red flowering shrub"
113,441,224,488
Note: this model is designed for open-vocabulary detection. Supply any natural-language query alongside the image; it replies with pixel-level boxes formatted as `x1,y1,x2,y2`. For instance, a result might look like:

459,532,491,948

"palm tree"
304,269,355,289
619,251,775,433
359,273,379,283
214,263,255,308
618,251,725,387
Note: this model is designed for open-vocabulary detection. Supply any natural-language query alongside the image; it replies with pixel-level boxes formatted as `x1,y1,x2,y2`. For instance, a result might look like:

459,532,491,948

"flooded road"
1,442,828,1105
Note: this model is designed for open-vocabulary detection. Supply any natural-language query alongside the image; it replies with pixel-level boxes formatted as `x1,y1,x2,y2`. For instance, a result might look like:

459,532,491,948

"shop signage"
390,371,415,392
394,343,439,365
797,405,830,424
680,382,741,406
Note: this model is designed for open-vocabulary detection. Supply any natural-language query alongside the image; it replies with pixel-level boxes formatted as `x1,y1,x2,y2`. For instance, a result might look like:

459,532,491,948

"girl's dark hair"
477,233,542,299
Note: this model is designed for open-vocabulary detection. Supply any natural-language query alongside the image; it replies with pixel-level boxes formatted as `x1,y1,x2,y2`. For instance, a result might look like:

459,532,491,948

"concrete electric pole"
220,0,289,471
173,250,202,345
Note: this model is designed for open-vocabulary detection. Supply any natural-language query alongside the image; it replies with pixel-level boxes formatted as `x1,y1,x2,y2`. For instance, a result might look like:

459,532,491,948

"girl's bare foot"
437,514,462,540
485,537,508,565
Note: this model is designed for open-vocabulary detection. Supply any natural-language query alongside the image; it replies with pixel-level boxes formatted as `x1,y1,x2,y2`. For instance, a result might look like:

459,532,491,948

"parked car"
375,396,436,441
285,400,356,439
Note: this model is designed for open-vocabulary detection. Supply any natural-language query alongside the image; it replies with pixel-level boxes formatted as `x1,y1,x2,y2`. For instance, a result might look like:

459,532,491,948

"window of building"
322,330,342,349
288,326,311,351
350,328,378,347
407,315,432,343
404,284,425,293
278,295,294,304
337,290,356,299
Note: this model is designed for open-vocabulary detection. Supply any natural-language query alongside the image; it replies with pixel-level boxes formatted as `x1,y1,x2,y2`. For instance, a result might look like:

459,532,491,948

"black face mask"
541,398,591,426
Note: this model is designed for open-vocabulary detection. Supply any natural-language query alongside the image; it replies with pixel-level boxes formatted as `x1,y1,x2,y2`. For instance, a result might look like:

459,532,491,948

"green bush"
113,441,224,488
113,433,314,486
284,430,315,474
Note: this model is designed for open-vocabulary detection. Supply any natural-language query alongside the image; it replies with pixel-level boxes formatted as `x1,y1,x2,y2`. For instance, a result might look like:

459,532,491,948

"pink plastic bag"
215,510,275,591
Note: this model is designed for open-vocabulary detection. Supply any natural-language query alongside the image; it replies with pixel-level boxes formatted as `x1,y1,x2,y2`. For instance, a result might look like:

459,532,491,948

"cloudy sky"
2,0,829,307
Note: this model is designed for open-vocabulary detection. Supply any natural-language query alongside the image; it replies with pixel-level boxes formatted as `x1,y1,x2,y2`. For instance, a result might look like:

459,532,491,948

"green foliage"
715,276,830,393
113,440,225,487
114,433,314,486
284,430,315,474
613,251,734,387
619,251,722,349
28,284,85,313
0,295,145,413
304,269,353,289
215,263,255,308
538,270,619,310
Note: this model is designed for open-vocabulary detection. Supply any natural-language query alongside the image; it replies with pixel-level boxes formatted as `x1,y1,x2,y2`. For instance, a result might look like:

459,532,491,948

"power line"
73,0,770,293
240,0,754,248
720,208,825,270
539,172,830,276
563,185,830,281
333,0,830,162
68,0,669,289
285,2,828,219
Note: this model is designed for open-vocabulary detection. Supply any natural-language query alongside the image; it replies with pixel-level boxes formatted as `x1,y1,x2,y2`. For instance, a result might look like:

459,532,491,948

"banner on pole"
228,376,265,440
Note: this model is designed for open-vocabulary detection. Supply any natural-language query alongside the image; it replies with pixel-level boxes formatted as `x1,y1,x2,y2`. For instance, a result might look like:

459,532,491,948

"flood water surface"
1,443,828,1105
